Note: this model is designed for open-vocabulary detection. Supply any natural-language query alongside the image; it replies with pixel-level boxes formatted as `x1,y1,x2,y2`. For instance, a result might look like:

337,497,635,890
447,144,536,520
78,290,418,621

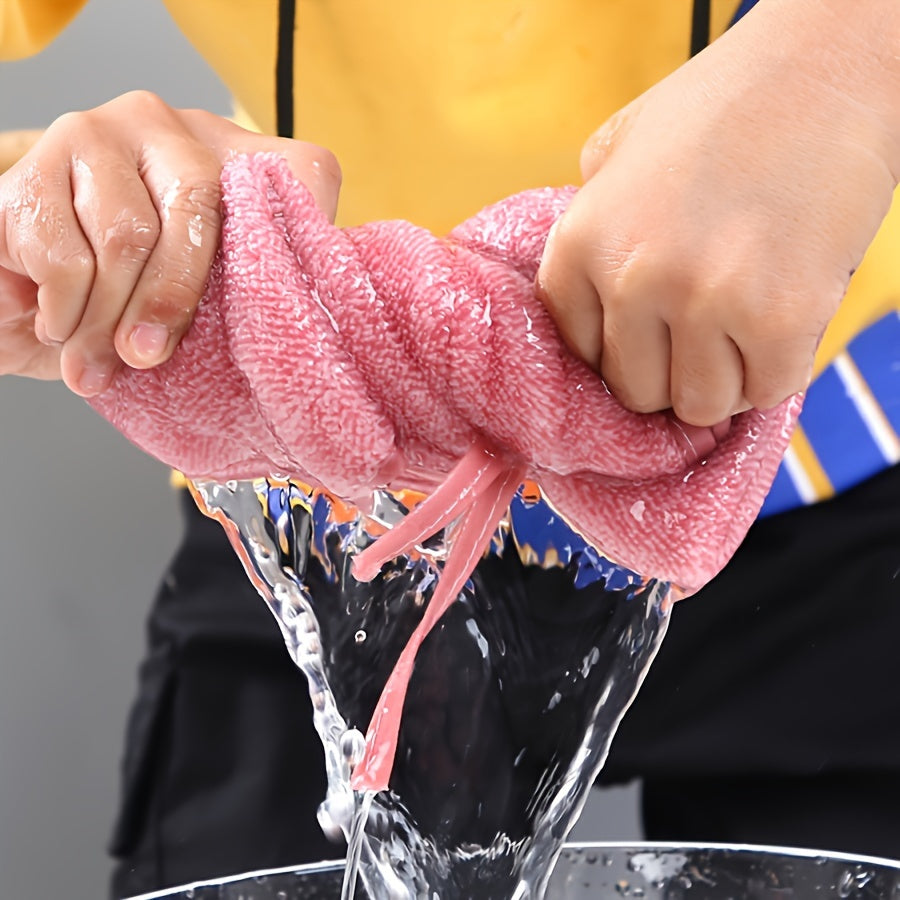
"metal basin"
126,842,900,899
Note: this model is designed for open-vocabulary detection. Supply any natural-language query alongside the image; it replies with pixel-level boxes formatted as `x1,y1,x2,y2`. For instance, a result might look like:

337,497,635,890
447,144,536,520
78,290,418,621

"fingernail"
78,365,110,396
129,323,170,363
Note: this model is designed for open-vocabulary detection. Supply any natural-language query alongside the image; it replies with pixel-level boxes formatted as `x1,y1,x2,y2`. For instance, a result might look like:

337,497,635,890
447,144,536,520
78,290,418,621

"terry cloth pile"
90,153,801,790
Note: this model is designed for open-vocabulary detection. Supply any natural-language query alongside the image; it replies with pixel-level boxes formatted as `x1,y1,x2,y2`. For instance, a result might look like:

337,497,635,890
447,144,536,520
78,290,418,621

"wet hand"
537,0,900,427
0,91,341,396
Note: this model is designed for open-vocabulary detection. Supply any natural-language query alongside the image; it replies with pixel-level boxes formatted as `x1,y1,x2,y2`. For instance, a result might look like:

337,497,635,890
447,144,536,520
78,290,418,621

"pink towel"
90,153,800,791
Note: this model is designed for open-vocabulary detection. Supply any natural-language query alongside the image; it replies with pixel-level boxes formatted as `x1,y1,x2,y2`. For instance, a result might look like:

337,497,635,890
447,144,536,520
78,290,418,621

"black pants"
110,465,900,898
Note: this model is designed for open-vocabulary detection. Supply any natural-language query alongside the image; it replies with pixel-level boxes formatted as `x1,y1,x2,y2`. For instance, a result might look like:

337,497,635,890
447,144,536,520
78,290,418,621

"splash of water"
194,478,670,899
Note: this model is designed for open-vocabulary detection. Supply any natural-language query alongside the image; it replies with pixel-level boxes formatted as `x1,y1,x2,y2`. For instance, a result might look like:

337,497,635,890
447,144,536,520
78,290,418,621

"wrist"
749,0,900,182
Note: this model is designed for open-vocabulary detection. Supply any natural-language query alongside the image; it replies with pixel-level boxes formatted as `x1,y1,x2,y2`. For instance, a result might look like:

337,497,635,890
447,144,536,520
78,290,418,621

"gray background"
0,2,639,897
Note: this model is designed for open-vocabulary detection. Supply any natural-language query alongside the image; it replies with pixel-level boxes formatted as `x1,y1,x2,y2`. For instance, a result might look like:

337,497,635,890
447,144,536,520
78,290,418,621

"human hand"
537,0,900,427
0,91,341,396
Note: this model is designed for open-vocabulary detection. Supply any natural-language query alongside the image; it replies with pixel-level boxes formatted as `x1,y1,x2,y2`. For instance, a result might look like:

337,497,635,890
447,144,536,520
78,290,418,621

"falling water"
193,478,670,899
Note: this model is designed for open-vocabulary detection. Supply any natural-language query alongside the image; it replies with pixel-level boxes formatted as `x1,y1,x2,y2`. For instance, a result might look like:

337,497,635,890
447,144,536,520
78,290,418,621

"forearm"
732,0,900,180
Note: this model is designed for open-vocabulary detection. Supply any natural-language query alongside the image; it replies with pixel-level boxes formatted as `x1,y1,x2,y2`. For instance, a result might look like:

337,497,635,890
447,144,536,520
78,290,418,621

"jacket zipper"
276,0,297,138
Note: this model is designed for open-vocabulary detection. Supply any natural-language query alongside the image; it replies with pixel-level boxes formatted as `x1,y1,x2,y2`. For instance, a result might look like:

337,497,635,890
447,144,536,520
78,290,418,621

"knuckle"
50,107,114,149
673,392,723,428
162,179,223,235
627,393,665,415
744,386,784,411
108,90,169,118
602,370,656,415
100,214,160,266
154,246,212,302
309,145,342,187
52,92,171,144
608,247,682,310
744,378,793,411
45,109,87,142
139,291,197,332
743,351,805,409
186,179,223,216
284,141,343,199
169,179,222,216
47,242,95,286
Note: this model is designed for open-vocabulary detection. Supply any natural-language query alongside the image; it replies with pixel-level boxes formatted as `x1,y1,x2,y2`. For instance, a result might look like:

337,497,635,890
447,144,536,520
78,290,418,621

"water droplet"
837,870,855,897
341,728,366,767
318,795,352,838
188,213,204,248
354,629,367,643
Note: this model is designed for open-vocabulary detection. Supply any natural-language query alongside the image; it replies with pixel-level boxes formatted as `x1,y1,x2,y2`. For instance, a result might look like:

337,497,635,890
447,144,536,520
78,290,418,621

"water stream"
193,478,671,899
